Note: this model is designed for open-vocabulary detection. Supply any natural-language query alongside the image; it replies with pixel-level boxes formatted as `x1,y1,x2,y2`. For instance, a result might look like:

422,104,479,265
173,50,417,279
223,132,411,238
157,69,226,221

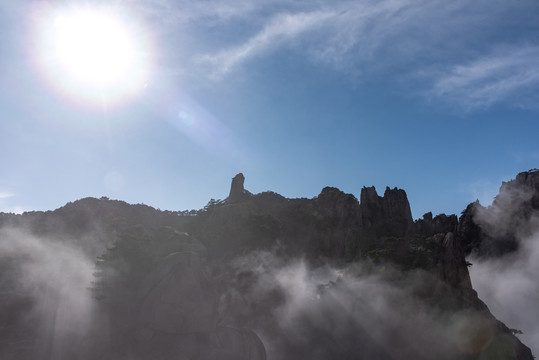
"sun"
30,4,153,107
52,10,135,87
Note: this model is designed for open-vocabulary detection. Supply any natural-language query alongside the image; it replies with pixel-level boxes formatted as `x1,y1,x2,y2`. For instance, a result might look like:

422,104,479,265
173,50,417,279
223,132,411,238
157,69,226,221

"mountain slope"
0,172,535,359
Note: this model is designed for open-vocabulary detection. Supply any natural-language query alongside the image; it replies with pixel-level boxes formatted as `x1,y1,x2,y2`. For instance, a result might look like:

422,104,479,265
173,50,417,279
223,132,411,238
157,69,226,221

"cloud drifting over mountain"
467,174,539,354
220,249,508,359
0,228,96,358
470,231,539,355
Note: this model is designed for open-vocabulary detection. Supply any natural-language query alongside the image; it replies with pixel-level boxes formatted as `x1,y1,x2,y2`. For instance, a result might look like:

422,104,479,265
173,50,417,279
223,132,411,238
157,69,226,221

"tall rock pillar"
228,173,248,203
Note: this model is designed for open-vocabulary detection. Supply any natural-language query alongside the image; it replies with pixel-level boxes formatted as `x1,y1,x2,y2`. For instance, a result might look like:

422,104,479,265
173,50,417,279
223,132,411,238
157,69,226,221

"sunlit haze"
30,4,152,107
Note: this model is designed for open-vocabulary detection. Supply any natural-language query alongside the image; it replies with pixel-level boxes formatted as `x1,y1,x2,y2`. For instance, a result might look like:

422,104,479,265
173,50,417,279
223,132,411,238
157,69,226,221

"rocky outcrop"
317,187,360,216
456,202,483,256
359,186,383,228
227,173,251,203
414,212,458,237
359,186,413,236
511,169,539,209
458,169,539,257
438,232,473,291
311,187,362,259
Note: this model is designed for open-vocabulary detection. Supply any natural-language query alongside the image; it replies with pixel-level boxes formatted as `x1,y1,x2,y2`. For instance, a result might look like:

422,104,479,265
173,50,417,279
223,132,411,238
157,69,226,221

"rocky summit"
0,171,537,359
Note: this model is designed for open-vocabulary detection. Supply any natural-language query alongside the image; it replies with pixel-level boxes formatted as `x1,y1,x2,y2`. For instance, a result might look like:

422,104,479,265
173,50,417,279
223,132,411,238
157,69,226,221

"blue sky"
1,0,539,218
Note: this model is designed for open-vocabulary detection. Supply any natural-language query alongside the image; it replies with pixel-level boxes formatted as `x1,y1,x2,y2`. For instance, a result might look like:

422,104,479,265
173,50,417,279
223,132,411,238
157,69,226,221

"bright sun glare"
53,11,134,86
32,5,152,107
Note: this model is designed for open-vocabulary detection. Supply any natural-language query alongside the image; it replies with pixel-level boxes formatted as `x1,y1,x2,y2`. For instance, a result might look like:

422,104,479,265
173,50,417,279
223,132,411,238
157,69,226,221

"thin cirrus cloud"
196,0,431,78
198,10,337,78
131,0,539,109
432,45,539,109
0,192,15,199
195,0,433,78
0,192,24,214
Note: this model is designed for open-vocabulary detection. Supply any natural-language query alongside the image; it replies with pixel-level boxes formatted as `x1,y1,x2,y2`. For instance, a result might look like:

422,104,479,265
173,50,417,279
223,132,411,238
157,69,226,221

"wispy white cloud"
195,0,443,78
128,0,539,108
0,191,24,214
198,9,337,78
470,231,539,354
432,45,539,109
0,192,15,199
192,0,526,80
126,0,290,26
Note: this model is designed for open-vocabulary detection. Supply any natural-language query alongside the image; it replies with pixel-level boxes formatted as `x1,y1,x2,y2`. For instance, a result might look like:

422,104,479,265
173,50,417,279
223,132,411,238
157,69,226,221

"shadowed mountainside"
0,171,537,359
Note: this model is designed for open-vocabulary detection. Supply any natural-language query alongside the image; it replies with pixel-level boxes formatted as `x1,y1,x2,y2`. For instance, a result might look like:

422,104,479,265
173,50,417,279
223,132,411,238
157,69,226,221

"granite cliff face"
0,172,535,360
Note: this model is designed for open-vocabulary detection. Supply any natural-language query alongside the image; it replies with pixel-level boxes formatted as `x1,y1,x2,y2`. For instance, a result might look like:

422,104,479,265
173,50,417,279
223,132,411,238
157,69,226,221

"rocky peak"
504,168,539,209
227,173,251,203
359,186,383,226
317,187,360,212
359,185,413,236
459,169,539,257
456,201,483,256
515,168,539,187
383,186,413,223
413,212,458,237
359,186,379,206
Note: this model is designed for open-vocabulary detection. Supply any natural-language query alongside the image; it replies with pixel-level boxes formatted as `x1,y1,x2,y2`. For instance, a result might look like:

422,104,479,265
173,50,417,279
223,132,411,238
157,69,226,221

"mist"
218,249,500,360
0,227,96,360
467,177,539,355
469,225,539,354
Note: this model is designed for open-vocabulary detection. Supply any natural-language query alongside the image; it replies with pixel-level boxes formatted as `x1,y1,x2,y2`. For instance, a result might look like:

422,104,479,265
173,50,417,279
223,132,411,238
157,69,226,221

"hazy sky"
1,0,538,217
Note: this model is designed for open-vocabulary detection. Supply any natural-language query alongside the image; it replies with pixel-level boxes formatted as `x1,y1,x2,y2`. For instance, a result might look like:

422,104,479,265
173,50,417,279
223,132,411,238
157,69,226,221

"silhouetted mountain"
0,172,535,359
458,169,539,258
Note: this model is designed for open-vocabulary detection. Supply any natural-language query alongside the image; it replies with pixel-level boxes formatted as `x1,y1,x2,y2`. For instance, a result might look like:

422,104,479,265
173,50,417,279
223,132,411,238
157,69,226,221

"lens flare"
454,313,495,355
28,3,154,109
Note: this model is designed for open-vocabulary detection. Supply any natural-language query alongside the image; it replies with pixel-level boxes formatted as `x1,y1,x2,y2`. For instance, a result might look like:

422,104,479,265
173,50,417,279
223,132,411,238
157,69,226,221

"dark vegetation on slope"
0,171,537,359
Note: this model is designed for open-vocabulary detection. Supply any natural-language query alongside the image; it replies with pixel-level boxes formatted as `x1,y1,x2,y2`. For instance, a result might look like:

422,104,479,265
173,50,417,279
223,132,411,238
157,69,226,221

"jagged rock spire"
228,173,249,203
359,185,413,235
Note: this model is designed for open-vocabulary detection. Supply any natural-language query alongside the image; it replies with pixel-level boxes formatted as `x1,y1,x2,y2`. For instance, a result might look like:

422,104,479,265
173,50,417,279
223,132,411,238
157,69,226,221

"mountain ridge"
0,170,537,359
